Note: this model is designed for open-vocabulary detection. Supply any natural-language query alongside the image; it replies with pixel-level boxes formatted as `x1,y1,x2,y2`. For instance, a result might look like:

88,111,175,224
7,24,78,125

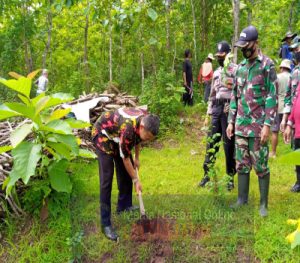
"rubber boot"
258,173,270,217
230,173,249,209
290,172,300,193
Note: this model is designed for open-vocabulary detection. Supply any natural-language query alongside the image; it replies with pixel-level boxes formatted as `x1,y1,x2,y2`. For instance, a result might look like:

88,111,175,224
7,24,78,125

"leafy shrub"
140,69,184,132
0,69,96,214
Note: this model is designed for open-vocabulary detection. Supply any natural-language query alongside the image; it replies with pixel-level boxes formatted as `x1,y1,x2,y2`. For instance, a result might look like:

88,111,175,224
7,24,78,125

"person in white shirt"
270,59,292,157
35,69,49,95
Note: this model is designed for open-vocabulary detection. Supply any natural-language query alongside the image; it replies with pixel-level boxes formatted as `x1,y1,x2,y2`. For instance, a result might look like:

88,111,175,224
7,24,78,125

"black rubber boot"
291,173,300,193
198,175,210,187
258,173,270,217
230,173,249,209
102,226,119,242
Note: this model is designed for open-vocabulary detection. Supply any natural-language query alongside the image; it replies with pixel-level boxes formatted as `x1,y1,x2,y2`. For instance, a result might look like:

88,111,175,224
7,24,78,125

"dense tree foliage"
0,0,299,102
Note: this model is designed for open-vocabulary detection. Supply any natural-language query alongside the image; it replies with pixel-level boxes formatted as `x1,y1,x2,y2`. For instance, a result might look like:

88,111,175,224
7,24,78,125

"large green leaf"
10,142,42,184
48,108,71,123
147,8,158,21
0,104,21,120
47,133,79,155
43,93,74,109
47,142,72,160
40,119,73,135
5,102,35,119
0,77,31,98
65,118,91,129
78,149,97,159
278,150,300,165
35,96,50,115
48,159,72,193
10,123,33,147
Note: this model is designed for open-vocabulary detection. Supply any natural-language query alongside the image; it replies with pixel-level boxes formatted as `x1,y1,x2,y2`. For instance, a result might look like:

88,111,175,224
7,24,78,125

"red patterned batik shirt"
92,108,147,158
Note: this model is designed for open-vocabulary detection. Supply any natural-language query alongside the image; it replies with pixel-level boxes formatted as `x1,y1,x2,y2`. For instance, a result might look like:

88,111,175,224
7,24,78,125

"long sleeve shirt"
228,52,278,138
288,83,300,138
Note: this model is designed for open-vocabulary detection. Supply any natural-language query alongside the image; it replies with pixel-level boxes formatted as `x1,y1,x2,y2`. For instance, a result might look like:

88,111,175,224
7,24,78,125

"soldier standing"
199,41,236,190
227,25,278,217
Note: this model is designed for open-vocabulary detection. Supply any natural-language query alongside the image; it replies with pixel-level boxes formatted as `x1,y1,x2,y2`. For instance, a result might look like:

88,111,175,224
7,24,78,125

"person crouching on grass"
92,107,160,241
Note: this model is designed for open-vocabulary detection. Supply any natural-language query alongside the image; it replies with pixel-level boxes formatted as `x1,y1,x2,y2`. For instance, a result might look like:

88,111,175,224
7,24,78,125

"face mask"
217,58,225,67
241,45,256,59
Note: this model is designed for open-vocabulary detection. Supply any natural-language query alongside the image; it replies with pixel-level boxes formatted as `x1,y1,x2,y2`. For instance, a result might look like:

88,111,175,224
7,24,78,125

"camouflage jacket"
284,65,300,113
207,62,237,115
228,52,278,138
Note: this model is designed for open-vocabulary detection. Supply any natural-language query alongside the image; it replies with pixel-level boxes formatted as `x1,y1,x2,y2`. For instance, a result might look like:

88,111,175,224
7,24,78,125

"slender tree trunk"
190,0,198,68
247,0,254,25
288,1,295,31
42,0,53,69
109,22,113,82
172,40,177,73
84,1,90,90
140,52,144,91
22,3,33,73
165,0,170,49
232,0,240,64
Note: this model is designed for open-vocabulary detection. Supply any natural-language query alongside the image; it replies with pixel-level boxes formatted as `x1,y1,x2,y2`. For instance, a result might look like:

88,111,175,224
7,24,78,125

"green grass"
1,109,300,262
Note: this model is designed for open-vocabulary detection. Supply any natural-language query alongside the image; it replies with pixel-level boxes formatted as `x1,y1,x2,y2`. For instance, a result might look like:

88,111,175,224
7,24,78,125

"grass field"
1,107,300,262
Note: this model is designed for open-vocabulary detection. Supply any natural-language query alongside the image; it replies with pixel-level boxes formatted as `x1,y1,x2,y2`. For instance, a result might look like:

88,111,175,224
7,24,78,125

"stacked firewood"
68,91,139,151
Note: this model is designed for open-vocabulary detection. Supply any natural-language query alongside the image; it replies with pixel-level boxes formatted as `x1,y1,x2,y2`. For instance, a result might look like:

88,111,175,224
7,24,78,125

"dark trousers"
95,148,133,227
183,85,193,106
204,81,211,103
203,104,236,176
294,138,300,183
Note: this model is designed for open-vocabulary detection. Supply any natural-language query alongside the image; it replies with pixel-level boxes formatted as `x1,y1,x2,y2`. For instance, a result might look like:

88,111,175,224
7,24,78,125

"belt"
213,99,230,105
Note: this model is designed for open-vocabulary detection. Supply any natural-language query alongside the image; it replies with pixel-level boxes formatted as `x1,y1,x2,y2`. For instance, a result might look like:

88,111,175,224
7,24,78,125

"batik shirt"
207,62,237,114
92,108,147,158
228,52,278,138
284,65,300,113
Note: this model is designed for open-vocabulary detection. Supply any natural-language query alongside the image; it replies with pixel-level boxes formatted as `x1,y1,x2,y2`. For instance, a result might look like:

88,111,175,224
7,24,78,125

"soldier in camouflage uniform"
199,41,237,190
227,25,278,217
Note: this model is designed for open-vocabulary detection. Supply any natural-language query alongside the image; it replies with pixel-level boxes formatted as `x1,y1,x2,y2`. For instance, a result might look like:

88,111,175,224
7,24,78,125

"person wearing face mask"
199,41,237,190
226,25,278,217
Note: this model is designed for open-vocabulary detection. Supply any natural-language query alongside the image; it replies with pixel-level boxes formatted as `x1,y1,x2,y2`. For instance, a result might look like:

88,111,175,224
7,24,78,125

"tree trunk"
165,0,171,49
247,0,254,25
22,2,33,73
232,0,240,64
190,0,198,68
84,1,90,90
109,22,113,82
140,52,144,91
172,40,177,73
42,0,53,69
288,1,295,31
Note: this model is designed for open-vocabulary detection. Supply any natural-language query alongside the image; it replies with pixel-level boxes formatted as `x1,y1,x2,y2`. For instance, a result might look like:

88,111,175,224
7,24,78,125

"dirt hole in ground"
131,217,175,242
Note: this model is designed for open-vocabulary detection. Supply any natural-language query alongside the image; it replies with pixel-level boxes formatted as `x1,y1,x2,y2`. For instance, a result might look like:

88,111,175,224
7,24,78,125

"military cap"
235,25,258,48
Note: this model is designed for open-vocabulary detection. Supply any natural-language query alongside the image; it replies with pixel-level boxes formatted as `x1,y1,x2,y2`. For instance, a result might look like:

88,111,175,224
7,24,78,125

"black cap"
235,25,258,48
215,41,231,56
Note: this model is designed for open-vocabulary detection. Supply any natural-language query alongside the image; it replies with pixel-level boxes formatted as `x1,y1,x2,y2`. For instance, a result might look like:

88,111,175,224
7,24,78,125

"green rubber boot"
230,173,250,209
258,173,270,217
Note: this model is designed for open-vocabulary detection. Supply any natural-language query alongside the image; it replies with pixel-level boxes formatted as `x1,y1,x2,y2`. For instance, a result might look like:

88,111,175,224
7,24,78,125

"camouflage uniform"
228,51,278,177
203,62,237,176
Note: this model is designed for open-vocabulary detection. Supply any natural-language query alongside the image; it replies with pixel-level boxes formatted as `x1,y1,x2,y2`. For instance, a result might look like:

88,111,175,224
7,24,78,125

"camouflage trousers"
235,135,270,177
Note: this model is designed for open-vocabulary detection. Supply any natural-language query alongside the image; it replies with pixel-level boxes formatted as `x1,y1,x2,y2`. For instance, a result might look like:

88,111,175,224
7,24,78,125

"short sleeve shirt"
92,108,147,158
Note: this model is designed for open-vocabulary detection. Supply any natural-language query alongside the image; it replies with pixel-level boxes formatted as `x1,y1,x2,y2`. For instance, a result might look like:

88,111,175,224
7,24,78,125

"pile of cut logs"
0,90,139,217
